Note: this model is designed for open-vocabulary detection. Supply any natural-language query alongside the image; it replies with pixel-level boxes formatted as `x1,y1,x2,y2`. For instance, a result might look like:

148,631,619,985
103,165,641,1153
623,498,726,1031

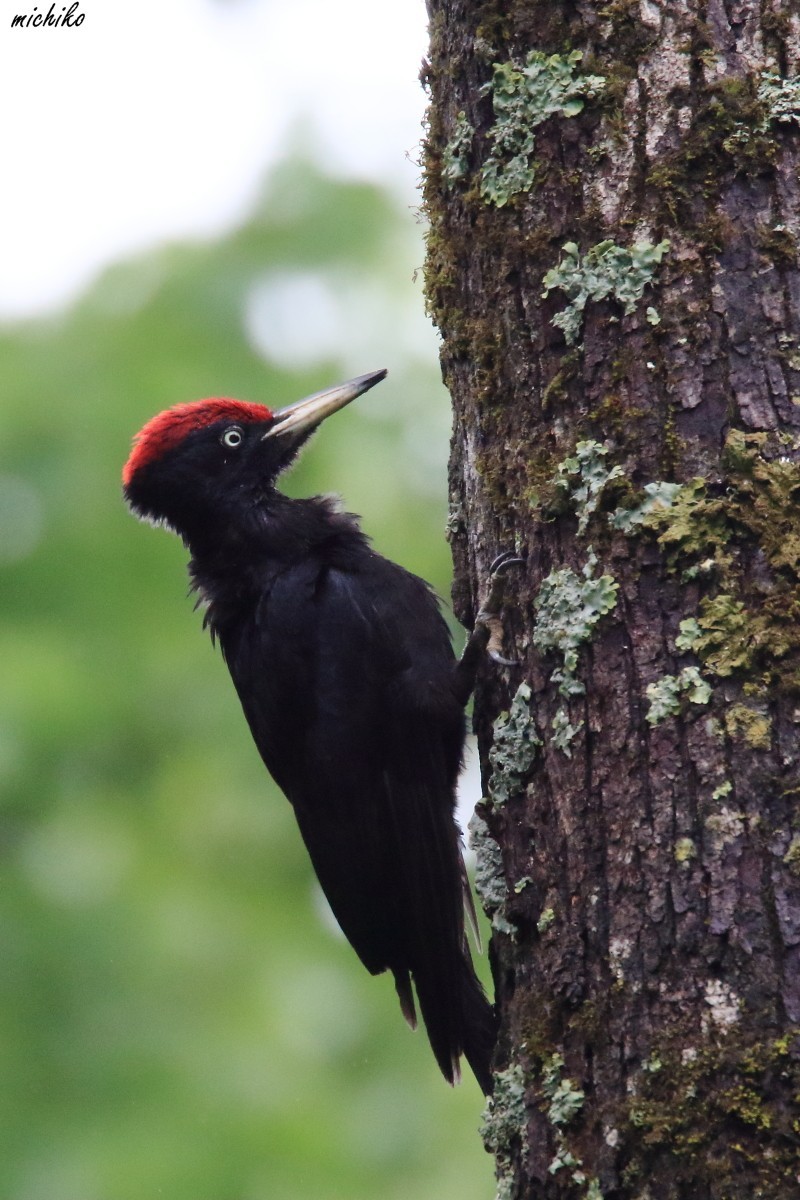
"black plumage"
123,370,496,1092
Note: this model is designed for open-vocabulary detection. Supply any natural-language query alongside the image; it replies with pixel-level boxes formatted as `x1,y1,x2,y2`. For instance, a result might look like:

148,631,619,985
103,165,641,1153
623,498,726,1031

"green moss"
720,430,800,577
686,594,755,677
541,351,581,411
523,440,571,512
644,477,731,572
647,76,779,225
591,390,649,455
720,1084,774,1130
537,906,556,932
757,222,798,267
542,239,670,345
761,7,792,47
782,834,800,876
674,836,697,864
622,434,800,695
623,1028,800,1195
724,704,772,751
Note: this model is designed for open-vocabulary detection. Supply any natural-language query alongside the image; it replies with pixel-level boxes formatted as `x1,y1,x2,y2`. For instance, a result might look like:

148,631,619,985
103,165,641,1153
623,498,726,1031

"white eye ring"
221,427,243,449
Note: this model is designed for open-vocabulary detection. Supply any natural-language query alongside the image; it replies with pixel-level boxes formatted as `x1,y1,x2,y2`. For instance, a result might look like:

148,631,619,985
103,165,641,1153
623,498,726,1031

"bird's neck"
186,491,368,624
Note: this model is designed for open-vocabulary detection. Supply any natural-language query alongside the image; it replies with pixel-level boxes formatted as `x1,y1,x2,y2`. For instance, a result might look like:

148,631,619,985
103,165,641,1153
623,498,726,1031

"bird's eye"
221,427,243,449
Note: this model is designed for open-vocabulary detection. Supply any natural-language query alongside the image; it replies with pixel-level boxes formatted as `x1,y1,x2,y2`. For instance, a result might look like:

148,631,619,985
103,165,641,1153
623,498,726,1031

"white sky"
0,0,430,317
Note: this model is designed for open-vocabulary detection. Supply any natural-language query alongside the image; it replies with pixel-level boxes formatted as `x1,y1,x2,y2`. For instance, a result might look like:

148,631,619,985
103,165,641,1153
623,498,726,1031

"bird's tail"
459,956,497,1095
409,952,497,1096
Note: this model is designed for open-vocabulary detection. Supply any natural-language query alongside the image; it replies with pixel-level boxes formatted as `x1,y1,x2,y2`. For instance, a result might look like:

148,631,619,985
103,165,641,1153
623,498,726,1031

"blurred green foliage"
0,160,493,1200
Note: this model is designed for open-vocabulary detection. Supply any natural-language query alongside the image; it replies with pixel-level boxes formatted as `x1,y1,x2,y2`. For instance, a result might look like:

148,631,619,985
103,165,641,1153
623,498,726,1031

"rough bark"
423,1,800,1196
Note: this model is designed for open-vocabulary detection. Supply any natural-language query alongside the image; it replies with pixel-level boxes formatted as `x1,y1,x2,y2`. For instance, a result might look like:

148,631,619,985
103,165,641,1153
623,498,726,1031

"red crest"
123,399,272,486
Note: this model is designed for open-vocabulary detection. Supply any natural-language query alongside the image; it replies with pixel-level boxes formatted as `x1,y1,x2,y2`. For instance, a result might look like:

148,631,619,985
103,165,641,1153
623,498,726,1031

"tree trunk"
423,2,800,1196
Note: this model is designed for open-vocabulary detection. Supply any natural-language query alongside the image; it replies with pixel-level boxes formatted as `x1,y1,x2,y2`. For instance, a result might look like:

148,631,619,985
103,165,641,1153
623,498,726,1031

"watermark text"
12,3,85,27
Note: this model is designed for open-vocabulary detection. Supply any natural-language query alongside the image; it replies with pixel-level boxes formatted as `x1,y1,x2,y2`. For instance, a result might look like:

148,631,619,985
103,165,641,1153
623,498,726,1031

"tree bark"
423,1,800,1196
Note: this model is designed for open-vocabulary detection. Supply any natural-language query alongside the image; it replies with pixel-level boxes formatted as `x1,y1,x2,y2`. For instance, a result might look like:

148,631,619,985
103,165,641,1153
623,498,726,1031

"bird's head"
122,369,386,541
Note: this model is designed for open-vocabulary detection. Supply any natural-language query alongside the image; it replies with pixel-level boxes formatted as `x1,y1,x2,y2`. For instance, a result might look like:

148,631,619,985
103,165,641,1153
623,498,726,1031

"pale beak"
263,369,387,439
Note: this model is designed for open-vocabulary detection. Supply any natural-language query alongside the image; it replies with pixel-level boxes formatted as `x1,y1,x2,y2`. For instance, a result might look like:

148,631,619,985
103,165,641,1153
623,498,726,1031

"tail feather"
412,953,497,1095
460,959,497,1095
393,967,418,1030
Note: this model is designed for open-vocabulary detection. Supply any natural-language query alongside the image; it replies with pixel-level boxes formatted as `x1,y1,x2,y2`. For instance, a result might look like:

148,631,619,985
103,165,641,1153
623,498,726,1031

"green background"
0,158,494,1199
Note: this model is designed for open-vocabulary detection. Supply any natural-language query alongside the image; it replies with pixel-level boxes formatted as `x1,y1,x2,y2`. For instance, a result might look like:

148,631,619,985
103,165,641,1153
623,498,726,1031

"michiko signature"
11,3,85,26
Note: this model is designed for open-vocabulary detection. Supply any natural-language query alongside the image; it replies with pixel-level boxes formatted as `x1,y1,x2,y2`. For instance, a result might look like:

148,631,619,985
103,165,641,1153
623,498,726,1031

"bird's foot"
454,552,524,702
477,552,524,666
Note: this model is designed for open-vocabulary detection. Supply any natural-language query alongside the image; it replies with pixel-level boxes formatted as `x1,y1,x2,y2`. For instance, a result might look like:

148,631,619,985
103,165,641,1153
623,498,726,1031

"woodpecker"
123,369,512,1094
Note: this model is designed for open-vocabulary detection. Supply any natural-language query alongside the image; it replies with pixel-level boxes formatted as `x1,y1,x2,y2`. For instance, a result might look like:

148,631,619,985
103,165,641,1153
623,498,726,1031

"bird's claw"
489,647,520,667
475,612,521,667
489,551,525,577
475,551,524,667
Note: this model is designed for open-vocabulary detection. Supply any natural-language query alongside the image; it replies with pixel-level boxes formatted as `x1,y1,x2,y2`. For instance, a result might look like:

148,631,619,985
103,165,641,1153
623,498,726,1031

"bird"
123,368,511,1094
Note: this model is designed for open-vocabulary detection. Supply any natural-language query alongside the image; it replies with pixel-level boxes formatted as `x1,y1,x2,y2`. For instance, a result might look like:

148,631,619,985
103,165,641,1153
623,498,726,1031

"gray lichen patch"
704,807,746,852
757,70,800,129
469,812,514,935
479,51,605,207
481,1061,527,1151
540,1053,592,1192
480,1062,527,1200
442,111,474,188
542,1053,585,1127
783,834,800,876
709,65,798,168
542,238,670,345
534,548,618,753
533,549,619,698
488,682,540,806
609,480,682,532
645,667,712,725
555,440,624,535
551,705,583,757
702,978,741,1032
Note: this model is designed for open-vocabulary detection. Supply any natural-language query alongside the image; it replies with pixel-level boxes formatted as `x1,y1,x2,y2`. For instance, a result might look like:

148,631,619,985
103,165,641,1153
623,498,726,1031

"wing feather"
221,554,475,1081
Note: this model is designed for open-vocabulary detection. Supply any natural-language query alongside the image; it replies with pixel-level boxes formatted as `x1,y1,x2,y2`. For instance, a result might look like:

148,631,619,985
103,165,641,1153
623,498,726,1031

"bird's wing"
221,558,467,990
